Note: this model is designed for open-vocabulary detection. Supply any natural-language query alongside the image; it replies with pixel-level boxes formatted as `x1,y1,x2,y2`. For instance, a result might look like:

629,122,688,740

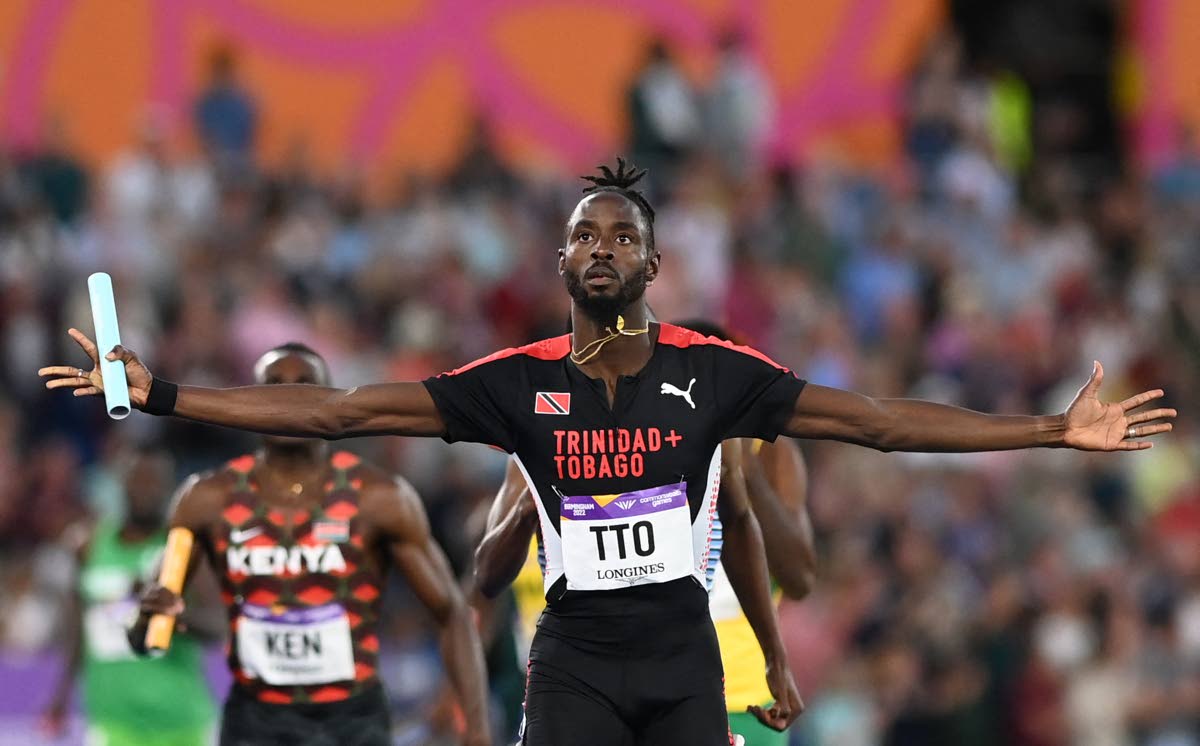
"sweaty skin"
42,181,1176,735
127,352,492,746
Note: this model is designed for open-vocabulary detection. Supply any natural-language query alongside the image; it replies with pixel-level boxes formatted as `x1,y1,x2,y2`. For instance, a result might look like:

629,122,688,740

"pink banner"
0,0,943,172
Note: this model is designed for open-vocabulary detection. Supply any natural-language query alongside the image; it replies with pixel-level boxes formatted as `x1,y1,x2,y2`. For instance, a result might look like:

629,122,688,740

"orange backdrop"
1129,0,1200,166
0,0,945,174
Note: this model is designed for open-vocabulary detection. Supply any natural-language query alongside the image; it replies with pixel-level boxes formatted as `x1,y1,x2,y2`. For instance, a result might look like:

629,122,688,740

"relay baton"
86,272,131,419
145,527,193,655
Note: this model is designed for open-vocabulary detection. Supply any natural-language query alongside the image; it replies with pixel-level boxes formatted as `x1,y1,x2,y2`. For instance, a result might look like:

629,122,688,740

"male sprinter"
44,160,1175,745
128,344,491,746
43,447,217,746
475,375,816,745
475,321,816,744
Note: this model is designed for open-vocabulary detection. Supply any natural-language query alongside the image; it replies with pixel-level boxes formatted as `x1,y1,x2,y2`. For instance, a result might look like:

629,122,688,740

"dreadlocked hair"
579,157,656,250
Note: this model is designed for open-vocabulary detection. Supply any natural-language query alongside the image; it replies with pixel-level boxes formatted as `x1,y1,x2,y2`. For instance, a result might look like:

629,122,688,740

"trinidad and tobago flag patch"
534,391,571,415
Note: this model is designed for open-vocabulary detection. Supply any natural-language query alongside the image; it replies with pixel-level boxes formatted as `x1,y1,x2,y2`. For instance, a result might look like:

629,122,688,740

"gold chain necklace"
569,315,650,365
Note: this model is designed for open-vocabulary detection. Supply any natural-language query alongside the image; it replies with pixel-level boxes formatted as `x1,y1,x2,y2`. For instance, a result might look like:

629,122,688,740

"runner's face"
255,352,329,446
560,193,658,322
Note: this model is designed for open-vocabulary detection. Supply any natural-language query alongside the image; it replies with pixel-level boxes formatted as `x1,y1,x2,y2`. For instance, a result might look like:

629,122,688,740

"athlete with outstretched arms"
474,318,818,744
42,160,1175,745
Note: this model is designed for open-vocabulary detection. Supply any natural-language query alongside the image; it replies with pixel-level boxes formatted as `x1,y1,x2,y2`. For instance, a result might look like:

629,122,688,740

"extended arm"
170,380,444,439
370,477,490,746
718,440,803,731
40,329,446,439
785,363,1174,452
743,439,816,599
474,459,539,599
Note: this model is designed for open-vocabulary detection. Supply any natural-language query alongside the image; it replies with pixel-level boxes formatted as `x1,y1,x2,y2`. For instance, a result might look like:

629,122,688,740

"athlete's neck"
569,302,654,380
258,442,328,481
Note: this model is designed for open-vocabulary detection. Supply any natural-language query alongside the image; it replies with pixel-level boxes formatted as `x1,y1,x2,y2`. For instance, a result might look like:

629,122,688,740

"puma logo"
660,378,696,409
229,526,263,544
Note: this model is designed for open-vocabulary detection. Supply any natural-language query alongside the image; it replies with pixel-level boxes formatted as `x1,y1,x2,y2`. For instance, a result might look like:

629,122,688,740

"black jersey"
424,323,805,641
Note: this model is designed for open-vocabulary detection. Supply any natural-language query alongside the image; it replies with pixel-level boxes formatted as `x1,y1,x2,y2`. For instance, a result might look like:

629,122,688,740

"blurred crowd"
1,17,1199,746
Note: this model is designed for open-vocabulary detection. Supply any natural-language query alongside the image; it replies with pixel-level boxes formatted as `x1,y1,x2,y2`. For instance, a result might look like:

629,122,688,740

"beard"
564,266,650,325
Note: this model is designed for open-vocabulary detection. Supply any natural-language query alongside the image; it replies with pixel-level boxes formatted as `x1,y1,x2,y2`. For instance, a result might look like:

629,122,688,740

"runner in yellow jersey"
476,321,818,745
713,437,815,745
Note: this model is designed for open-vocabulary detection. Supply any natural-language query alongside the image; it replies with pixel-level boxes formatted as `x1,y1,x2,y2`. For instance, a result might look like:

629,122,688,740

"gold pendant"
290,483,303,495
568,315,649,364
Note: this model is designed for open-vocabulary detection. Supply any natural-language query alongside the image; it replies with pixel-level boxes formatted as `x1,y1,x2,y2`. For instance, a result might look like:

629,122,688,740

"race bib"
236,603,355,685
560,482,693,591
84,599,138,661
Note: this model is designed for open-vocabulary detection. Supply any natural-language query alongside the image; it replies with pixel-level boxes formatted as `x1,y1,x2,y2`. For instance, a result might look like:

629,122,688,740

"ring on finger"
1127,426,1136,439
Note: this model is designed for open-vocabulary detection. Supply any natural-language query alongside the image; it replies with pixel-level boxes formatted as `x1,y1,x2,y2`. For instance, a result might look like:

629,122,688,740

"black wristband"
143,378,178,416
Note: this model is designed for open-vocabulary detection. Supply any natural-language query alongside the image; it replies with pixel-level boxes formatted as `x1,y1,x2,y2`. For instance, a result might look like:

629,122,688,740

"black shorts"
521,579,732,746
219,684,391,746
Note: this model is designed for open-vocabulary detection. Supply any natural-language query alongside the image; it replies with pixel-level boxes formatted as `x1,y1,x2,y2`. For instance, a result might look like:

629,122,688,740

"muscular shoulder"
433,335,570,378
659,323,789,369
168,468,236,532
350,460,429,540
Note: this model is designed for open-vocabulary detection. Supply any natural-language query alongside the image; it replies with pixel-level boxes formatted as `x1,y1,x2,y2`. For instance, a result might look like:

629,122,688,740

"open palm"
1063,362,1175,451
38,328,154,408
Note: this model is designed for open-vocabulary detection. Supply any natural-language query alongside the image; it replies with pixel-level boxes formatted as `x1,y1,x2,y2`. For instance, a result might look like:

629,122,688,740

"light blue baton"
87,272,131,419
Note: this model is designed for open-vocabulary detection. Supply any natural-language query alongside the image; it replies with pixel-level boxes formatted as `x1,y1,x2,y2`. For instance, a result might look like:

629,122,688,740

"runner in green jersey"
43,448,217,746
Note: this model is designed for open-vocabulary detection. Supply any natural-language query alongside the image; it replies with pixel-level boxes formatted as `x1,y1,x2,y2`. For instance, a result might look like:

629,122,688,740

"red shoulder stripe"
656,323,789,372
330,451,361,470
439,335,571,376
227,454,256,474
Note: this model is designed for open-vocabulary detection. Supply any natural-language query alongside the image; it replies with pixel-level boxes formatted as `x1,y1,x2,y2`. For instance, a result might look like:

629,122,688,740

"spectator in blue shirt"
193,45,257,163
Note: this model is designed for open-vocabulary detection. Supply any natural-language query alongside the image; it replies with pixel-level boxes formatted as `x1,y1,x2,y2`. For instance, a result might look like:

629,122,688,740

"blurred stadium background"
1,0,1199,744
